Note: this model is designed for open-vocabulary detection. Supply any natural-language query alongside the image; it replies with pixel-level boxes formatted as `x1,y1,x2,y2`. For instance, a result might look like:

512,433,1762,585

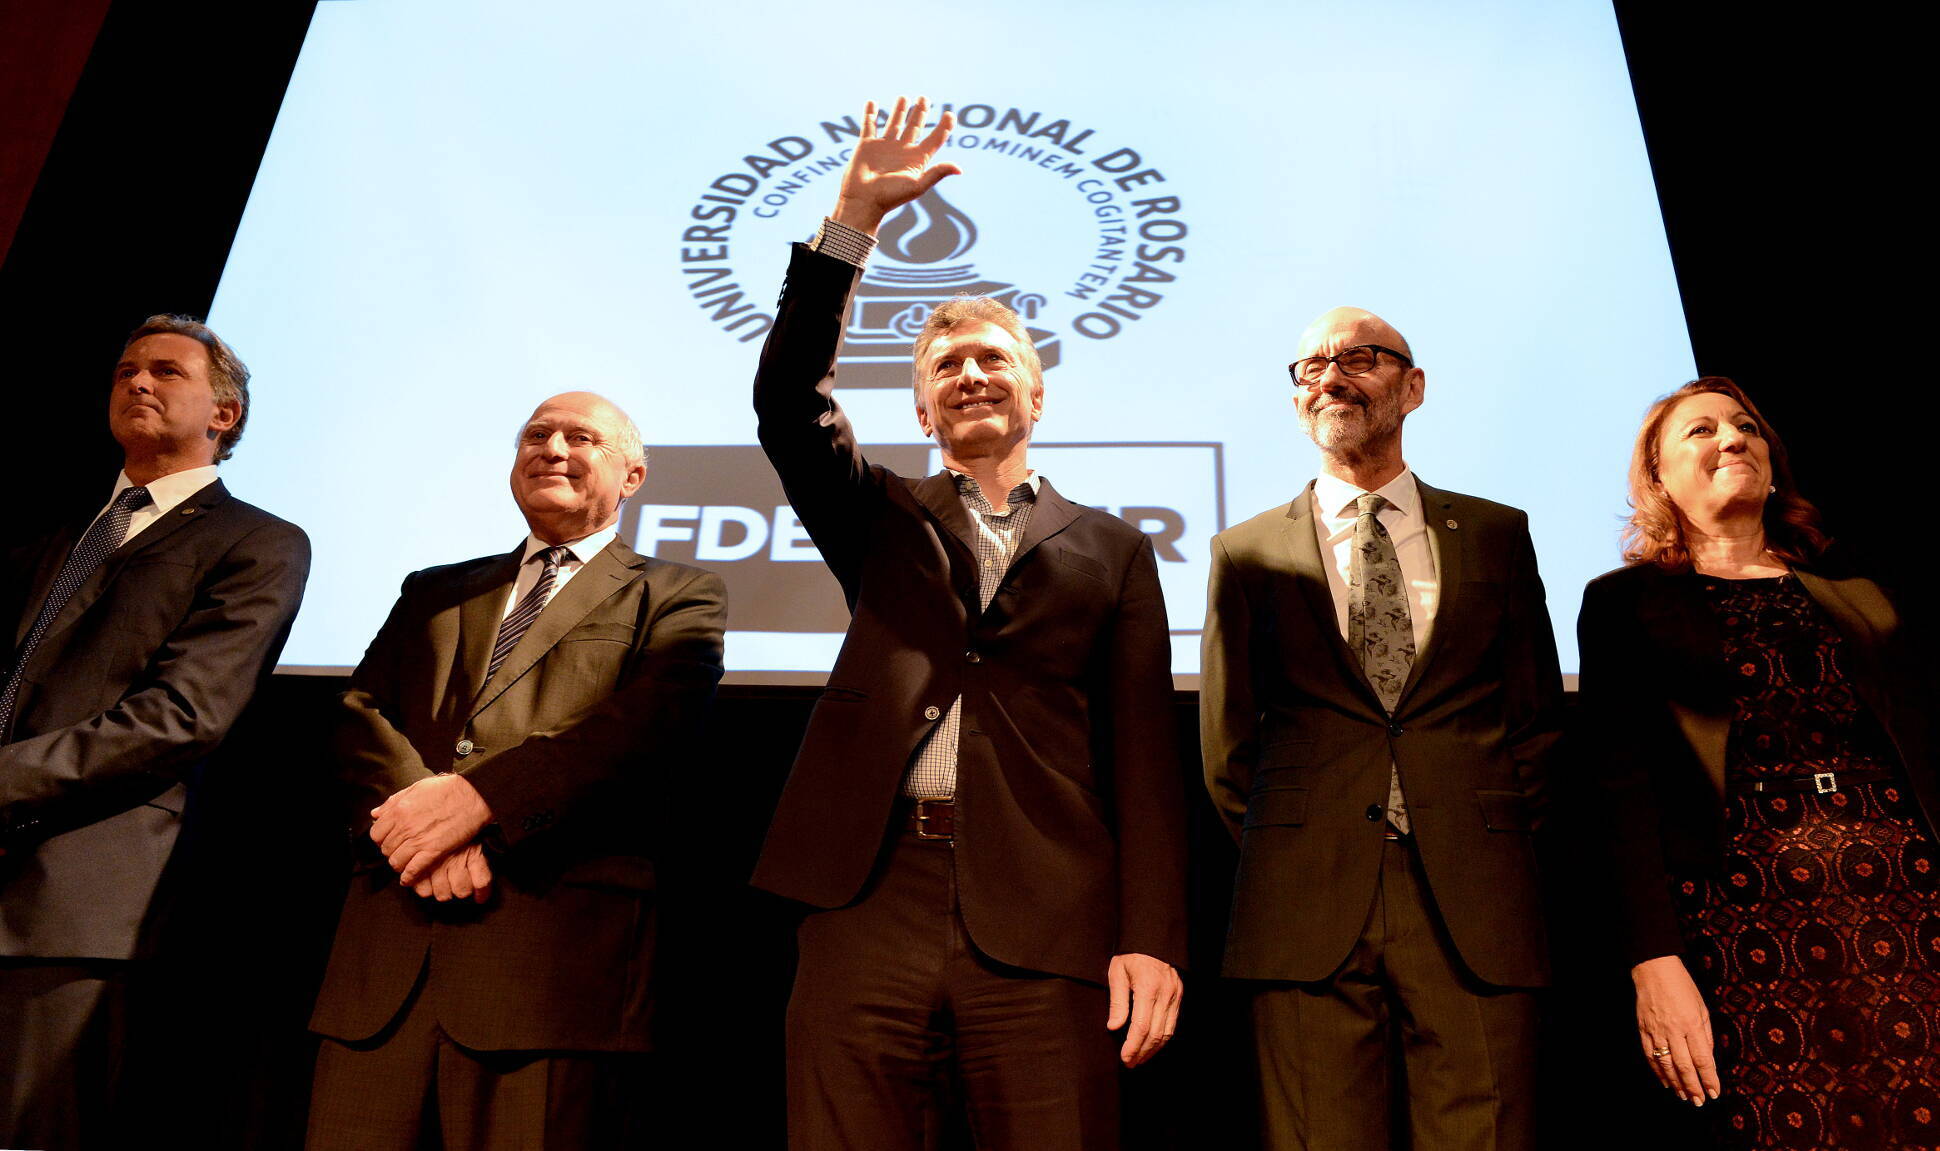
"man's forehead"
119,332,208,367
1295,309,1406,358
526,393,619,429
930,321,1021,356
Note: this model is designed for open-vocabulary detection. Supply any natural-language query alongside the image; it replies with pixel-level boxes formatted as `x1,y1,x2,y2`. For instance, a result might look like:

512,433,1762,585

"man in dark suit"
751,98,1187,1150
1201,308,1564,1149
306,390,725,1148
0,315,310,1149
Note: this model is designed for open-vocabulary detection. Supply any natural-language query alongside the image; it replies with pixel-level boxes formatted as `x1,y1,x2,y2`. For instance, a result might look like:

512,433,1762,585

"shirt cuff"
810,217,876,268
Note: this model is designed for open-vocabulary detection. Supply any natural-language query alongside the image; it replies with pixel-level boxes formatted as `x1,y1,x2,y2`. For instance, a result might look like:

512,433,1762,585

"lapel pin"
181,507,196,515
1444,518,1458,530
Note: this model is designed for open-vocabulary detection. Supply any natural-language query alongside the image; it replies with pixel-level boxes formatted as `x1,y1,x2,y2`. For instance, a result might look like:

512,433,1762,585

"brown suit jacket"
1575,559,1938,966
1202,481,1563,988
308,537,725,1052
747,244,1188,982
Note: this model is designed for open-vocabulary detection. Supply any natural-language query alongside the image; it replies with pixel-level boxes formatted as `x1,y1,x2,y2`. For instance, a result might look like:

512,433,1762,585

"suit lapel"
913,472,980,562
1398,480,1460,703
1281,486,1381,706
467,539,645,720
1795,570,1896,729
14,521,79,649
1011,478,1078,565
453,548,524,717
30,480,232,654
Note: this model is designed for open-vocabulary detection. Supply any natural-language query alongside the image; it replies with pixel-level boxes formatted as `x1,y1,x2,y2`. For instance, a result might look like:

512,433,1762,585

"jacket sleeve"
752,243,882,593
332,570,438,837
1105,535,1189,966
1500,513,1565,819
0,519,310,842
1200,532,1257,844
459,566,727,850
1575,575,1688,965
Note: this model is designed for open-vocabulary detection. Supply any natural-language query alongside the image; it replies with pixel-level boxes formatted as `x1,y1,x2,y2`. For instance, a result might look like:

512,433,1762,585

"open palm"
834,96,961,232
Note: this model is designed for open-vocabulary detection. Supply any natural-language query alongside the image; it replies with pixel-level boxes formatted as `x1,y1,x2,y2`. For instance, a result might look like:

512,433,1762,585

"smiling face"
108,333,240,475
1653,390,1772,524
1291,308,1423,462
914,320,1044,461
509,391,647,543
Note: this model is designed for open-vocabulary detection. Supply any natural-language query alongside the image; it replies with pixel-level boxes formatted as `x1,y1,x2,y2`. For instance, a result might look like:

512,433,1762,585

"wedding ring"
1650,1046,1672,1058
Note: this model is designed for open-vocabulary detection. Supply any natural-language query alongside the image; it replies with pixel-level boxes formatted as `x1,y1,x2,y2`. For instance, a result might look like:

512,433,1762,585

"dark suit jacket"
748,244,1188,983
307,536,725,1053
0,478,309,959
1202,481,1563,988
1575,559,1938,966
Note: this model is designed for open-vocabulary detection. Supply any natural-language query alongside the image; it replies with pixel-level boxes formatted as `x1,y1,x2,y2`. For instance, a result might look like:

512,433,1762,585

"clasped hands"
370,772,495,903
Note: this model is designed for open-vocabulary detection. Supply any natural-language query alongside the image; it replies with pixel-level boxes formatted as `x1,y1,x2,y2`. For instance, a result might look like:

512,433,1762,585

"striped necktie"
487,545,568,681
0,486,153,741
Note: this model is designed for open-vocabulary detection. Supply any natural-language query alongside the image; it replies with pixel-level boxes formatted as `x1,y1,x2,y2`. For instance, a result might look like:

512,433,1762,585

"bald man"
1201,309,1563,1149
306,392,727,1148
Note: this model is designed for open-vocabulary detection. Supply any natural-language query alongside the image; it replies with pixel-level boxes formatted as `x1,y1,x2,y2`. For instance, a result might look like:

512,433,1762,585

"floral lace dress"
1670,575,1940,1149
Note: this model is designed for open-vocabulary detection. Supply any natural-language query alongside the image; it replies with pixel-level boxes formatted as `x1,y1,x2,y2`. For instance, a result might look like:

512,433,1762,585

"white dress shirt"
501,524,619,622
1311,468,1439,652
92,465,221,548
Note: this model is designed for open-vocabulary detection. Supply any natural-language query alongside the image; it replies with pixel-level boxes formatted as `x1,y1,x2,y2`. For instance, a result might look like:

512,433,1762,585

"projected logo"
675,102,1191,373
623,444,1223,640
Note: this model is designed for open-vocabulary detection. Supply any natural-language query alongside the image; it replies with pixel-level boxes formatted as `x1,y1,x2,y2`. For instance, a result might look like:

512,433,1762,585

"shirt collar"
521,523,618,566
109,464,219,517
949,469,1041,507
1313,467,1419,527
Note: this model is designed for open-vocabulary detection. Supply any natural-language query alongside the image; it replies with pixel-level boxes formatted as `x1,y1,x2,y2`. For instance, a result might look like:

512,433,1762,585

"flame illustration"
877,187,978,264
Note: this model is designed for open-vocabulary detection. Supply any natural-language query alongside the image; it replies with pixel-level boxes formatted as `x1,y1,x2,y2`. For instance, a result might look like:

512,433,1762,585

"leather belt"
1743,767,1894,794
901,797,956,840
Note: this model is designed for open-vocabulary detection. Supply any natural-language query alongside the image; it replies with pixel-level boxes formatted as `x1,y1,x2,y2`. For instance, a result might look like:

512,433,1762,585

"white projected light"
212,0,1693,680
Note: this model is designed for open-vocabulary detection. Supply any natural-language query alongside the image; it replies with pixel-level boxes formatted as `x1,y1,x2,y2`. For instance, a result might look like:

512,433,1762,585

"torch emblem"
838,187,1061,388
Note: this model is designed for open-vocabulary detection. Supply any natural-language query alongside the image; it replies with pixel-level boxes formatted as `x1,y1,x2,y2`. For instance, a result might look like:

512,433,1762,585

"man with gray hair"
0,315,311,1148
305,390,726,1147
751,99,1187,1149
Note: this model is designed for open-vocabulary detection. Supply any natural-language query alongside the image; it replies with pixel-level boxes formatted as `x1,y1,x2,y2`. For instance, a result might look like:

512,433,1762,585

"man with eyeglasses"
1201,306,1563,1149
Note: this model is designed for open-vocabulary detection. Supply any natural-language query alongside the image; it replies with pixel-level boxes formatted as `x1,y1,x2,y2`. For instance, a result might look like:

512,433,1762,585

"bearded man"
1200,307,1564,1150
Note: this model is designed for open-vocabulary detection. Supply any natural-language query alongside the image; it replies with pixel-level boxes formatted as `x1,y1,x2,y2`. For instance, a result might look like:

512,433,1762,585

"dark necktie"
487,545,568,681
0,485,153,741
1347,493,1416,834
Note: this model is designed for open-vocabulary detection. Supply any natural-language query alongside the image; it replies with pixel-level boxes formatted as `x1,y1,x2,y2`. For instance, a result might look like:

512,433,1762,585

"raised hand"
831,96,961,235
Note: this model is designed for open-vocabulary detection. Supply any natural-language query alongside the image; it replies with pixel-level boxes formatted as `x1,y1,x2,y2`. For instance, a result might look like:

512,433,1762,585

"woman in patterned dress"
1577,378,1940,1149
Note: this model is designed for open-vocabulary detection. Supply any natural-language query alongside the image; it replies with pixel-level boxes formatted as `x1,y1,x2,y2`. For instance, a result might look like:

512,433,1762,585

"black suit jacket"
0,478,309,959
748,244,1188,983
308,537,725,1053
1201,482,1564,987
1575,560,1939,966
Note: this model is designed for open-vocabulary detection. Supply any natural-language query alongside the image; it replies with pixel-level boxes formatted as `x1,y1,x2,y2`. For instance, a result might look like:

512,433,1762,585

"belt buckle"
910,796,953,840
1813,771,1838,794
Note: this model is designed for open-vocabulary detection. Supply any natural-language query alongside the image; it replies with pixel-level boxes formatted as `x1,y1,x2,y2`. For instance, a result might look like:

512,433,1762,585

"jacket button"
455,738,474,756
1387,722,1404,737
964,650,981,664
924,705,941,721
1364,804,1383,821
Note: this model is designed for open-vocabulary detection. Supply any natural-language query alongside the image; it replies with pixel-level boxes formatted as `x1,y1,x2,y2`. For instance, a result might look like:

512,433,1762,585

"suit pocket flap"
1244,786,1308,829
1476,790,1533,831
561,622,635,644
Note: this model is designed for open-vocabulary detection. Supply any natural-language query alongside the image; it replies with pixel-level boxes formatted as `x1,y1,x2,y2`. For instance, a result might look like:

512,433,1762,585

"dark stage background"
0,2,1925,1146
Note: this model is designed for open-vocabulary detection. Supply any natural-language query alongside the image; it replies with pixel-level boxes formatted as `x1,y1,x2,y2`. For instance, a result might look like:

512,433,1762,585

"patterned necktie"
1347,492,1416,835
0,485,152,741
487,545,568,680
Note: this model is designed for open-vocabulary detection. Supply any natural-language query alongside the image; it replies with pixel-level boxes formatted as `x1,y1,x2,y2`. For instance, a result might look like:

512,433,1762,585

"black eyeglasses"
1288,345,1413,387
